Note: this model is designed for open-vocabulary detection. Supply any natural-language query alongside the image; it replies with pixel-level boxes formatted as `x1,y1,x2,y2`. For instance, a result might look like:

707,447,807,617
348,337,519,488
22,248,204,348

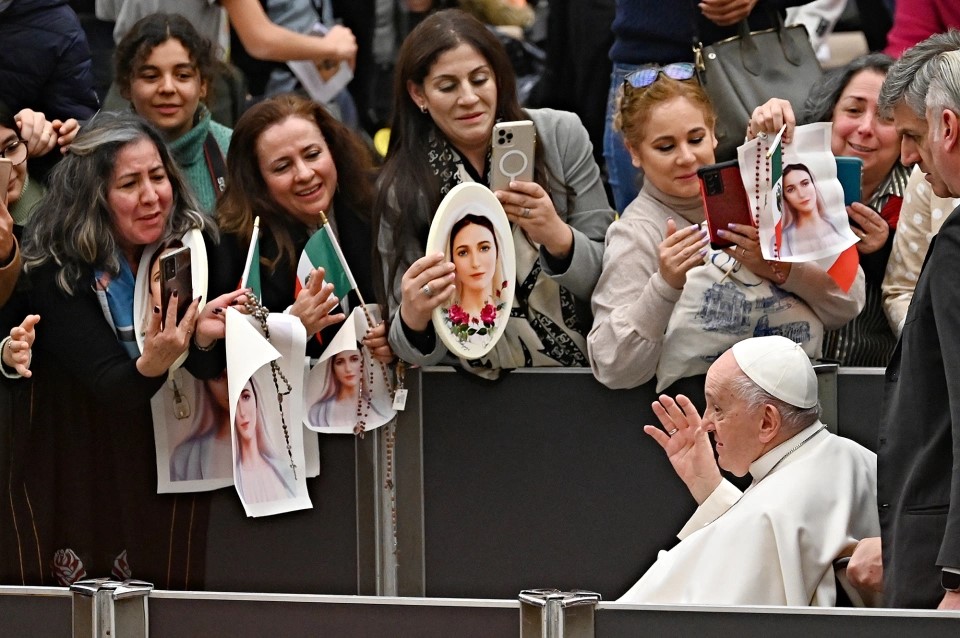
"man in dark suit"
860,30,960,609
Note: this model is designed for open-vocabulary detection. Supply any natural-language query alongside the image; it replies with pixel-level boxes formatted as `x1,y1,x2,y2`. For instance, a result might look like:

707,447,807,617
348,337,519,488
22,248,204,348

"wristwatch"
941,569,960,592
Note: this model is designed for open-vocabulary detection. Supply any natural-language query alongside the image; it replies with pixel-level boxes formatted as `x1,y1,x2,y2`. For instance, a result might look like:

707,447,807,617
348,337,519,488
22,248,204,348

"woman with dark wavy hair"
374,9,614,378
213,93,391,361
0,111,245,587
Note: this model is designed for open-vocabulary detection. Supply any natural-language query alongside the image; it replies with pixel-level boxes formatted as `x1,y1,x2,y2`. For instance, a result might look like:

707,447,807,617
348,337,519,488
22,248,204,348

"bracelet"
193,335,217,351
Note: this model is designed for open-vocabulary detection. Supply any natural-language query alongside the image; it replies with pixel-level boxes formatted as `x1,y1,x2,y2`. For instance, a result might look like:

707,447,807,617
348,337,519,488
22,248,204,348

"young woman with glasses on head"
588,68,865,391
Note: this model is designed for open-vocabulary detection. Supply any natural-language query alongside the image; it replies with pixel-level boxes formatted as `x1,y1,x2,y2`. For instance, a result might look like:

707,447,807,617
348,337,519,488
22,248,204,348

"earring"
419,103,428,114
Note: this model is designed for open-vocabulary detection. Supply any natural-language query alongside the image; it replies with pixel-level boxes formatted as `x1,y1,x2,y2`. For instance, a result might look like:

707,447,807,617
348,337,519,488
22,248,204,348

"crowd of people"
1,0,960,615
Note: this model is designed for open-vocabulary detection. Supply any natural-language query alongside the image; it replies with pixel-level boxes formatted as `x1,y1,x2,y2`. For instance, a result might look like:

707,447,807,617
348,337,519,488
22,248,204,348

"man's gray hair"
926,50,960,139
730,370,821,434
878,29,960,119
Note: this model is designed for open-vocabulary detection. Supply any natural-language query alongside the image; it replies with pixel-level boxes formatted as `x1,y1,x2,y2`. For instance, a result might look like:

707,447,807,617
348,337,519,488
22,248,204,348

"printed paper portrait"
226,309,312,517
740,122,858,262
304,306,395,434
425,182,516,359
137,229,227,493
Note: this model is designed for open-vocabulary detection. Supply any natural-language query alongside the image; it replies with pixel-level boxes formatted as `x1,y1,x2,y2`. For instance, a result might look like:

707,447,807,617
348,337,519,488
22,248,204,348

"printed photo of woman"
306,345,392,432
234,376,296,504
778,163,851,259
443,213,508,347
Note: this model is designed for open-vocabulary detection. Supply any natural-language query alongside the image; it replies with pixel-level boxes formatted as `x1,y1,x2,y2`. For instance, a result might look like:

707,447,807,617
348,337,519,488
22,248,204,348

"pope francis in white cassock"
618,336,879,606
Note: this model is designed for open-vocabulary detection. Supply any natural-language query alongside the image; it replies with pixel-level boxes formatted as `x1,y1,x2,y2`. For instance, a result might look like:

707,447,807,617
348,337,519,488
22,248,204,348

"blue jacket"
0,0,99,120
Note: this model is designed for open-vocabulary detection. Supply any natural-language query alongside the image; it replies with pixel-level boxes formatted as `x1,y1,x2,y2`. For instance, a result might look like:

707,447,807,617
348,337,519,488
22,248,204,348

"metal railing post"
70,578,152,638
519,589,600,638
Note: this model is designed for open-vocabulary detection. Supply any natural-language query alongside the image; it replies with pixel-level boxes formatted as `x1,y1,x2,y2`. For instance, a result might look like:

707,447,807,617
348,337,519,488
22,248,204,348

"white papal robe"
618,422,879,606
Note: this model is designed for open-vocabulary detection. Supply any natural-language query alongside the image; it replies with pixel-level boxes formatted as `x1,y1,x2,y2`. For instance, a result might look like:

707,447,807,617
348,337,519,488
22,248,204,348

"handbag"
694,14,823,162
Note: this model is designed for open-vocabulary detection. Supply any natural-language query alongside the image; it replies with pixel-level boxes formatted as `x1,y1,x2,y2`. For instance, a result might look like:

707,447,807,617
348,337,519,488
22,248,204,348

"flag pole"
317,211,375,329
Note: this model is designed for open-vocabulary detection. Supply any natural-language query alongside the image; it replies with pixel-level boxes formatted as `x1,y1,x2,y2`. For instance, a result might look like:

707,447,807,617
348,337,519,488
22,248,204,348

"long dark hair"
373,9,569,306
217,94,375,276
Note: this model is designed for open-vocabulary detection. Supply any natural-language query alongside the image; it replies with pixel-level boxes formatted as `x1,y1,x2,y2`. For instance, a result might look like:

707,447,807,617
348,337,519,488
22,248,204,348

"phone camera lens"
506,132,514,141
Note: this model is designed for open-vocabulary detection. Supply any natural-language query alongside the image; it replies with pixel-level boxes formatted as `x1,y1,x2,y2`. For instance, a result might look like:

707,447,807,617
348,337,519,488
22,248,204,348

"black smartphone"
160,246,192,328
836,156,863,207
698,160,754,249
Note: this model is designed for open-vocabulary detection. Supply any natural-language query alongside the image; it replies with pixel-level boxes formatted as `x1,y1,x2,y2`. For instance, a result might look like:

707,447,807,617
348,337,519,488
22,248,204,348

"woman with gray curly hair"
0,111,246,588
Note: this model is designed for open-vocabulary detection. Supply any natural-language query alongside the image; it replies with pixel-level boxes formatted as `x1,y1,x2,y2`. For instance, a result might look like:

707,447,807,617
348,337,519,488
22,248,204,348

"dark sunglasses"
623,63,697,90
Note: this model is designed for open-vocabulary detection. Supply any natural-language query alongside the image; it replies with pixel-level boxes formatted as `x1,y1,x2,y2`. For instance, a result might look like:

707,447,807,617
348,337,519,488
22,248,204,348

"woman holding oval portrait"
0,112,245,587
747,53,908,366
375,9,615,378
234,376,295,503
212,94,391,362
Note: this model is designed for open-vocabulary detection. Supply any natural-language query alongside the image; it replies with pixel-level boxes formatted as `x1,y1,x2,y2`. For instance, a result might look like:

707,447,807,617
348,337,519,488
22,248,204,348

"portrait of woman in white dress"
234,377,296,503
307,346,391,432
778,163,849,259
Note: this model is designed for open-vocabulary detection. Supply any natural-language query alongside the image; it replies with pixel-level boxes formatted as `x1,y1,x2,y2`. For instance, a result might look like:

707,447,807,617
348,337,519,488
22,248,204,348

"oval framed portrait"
425,183,516,359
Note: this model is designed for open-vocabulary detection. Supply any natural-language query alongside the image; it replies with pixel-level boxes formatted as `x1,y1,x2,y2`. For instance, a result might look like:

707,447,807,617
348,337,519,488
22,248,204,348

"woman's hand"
847,203,890,255
399,253,456,332
291,267,346,336
746,98,796,145
496,180,574,260
718,222,792,284
362,319,395,364
194,288,250,349
659,218,709,290
3,314,40,377
14,109,80,156
137,295,200,377
55,118,80,153
643,393,722,505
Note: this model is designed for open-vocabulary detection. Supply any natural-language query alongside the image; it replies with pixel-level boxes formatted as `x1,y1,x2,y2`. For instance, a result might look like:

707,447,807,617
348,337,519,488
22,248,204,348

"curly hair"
114,12,218,102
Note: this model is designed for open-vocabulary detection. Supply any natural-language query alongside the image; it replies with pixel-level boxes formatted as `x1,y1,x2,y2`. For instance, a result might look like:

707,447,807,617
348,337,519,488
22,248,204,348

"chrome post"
519,589,600,638
70,579,152,638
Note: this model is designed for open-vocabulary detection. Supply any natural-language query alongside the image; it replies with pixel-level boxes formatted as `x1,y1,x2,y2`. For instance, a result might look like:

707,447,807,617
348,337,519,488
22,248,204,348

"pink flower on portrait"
480,303,497,326
447,304,468,326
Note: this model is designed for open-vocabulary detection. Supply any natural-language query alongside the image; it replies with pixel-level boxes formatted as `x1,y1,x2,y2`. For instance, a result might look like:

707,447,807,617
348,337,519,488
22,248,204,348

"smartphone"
490,120,536,191
159,246,192,328
0,158,11,205
698,160,755,249
836,156,863,207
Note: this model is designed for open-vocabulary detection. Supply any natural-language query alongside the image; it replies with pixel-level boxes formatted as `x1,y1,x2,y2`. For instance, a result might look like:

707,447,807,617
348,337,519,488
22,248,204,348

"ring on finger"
668,428,679,437
521,207,531,219
739,246,746,258
421,283,434,297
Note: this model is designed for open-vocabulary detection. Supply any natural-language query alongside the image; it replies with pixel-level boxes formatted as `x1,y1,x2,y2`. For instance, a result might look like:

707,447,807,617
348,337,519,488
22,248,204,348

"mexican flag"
295,224,357,311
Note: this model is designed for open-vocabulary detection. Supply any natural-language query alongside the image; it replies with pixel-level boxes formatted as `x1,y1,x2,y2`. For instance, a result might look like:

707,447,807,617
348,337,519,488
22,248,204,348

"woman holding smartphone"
375,9,614,378
748,53,908,366
0,112,245,587
588,68,864,391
